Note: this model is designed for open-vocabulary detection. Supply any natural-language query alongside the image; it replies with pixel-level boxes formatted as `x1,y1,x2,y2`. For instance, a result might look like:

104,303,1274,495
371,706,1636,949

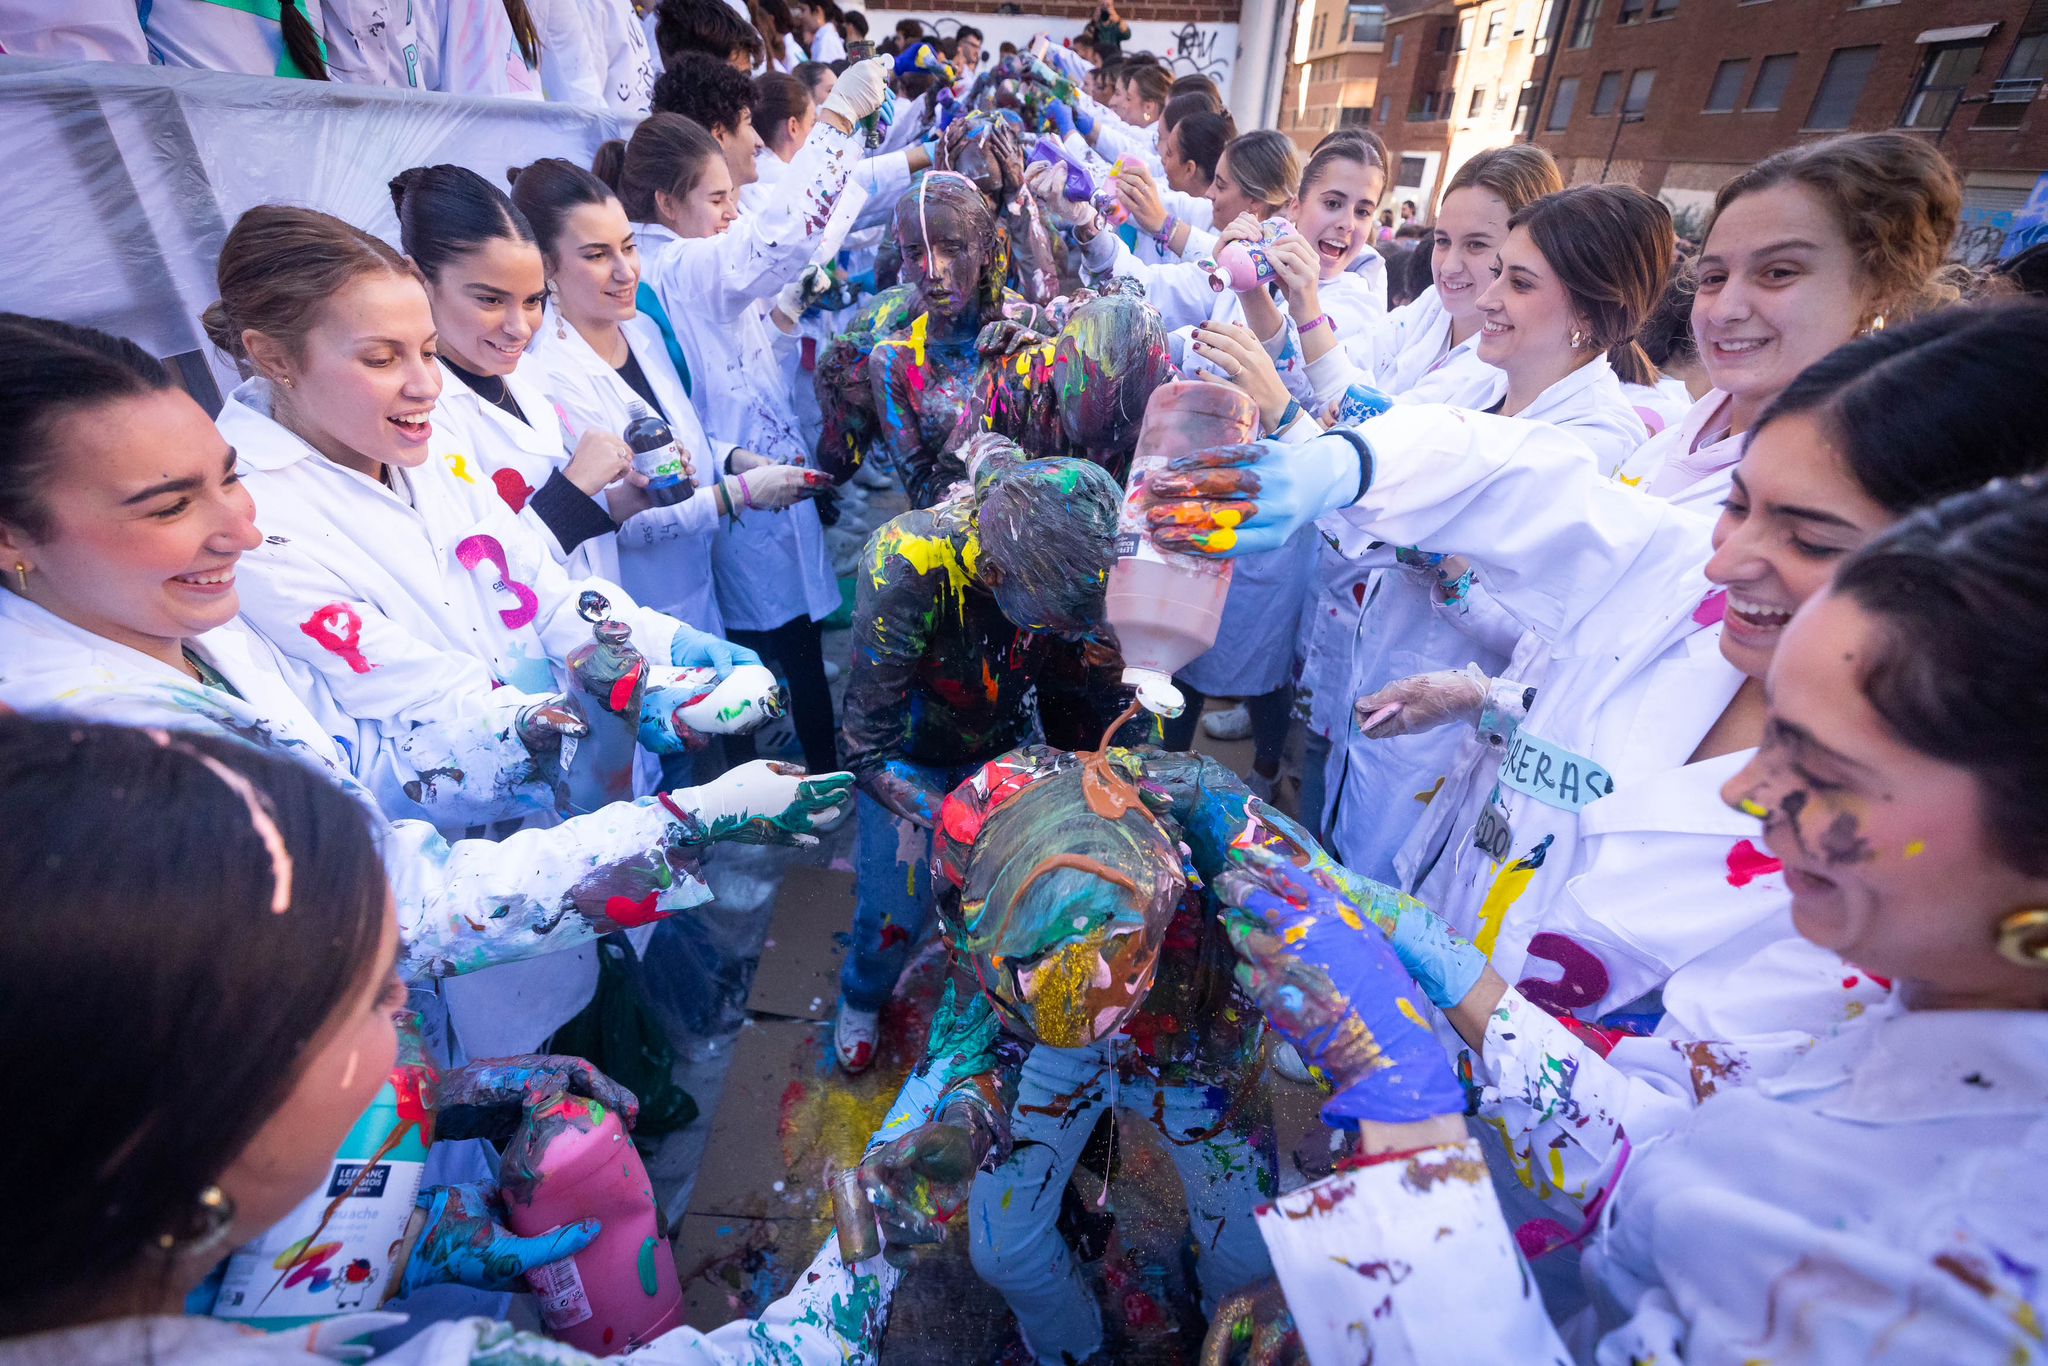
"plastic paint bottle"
623,403,693,507
563,591,647,815
501,1092,684,1356
212,1078,429,1329
639,662,787,751
1104,381,1259,717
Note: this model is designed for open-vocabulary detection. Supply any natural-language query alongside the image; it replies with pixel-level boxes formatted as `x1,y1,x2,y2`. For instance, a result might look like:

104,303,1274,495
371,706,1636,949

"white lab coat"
132,0,324,75
634,120,863,631
318,0,424,84
0,0,149,62
222,377,682,831
1317,360,1647,881
809,20,844,62
1258,1004,2048,1365
1619,377,1690,438
524,310,726,634
581,0,653,118
1613,388,1744,512
0,591,710,982
417,0,541,98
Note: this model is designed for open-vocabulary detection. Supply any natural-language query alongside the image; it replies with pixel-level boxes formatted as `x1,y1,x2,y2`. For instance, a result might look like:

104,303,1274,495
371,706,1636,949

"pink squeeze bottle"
1104,382,1260,718
500,1092,683,1356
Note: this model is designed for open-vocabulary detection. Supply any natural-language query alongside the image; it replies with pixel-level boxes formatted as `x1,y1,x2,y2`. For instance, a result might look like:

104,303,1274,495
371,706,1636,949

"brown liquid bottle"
1103,381,1259,717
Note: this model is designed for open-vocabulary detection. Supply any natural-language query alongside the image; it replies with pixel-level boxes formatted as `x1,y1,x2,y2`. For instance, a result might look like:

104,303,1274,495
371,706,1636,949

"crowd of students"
2,9,2047,1365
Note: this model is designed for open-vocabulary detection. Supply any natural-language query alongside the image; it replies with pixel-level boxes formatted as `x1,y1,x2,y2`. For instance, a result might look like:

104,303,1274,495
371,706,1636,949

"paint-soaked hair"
653,51,756,136
201,204,413,364
655,0,764,67
1706,132,1962,326
1507,184,1674,386
751,71,813,153
1753,299,2048,515
1834,472,2048,875
970,440,1122,633
507,158,620,266
1170,110,1235,184
0,313,175,540
1300,127,1388,202
0,718,387,1333
894,171,1008,314
1441,142,1563,216
595,112,725,224
1218,130,1302,210
389,164,536,284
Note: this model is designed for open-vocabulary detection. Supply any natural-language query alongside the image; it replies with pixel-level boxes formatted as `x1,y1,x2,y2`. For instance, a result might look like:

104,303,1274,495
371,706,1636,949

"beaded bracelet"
1298,312,1337,336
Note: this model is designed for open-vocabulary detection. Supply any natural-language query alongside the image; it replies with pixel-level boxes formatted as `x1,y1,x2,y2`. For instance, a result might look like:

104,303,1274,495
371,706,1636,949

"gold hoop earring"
277,373,294,389
11,561,26,594
1996,909,2048,969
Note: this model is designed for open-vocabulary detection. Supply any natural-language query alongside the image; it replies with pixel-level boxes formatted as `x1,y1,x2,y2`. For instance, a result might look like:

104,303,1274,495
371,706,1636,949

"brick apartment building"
1278,0,1389,147
1526,0,2048,258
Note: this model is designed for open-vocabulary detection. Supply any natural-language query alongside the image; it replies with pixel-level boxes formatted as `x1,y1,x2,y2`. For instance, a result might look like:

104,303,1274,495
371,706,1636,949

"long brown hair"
1442,142,1563,216
201,205,412,364
593,113,725,224
1509,184,1675,386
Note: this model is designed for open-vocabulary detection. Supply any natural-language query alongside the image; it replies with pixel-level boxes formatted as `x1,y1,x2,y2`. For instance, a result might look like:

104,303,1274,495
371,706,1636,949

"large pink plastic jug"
501,1092,683,1356
1105,382,1260,717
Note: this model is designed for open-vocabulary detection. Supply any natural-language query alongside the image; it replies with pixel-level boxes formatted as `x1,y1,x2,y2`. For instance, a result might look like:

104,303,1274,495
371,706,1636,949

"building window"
1547,74,1580,128
1346,2,1388,43
1339,104,1374,126
1398,154,1428,187
1651,0,1678,16
1457,15,1474,49
1389,32,1404,64
1976,30,2048,129
1533,0,1556,52
1899,39,1986,129
1513,1,1531,34
1569,0,1602,49
1311,13,1326,47
1591,69,1623,114
1747,52,1796,110
1468,84,1488,115
1515,79,1538,124
1806,45,1878,128
1624,67,1656,113
1379,93,1394,121
1845,0,1898,7
1437,22,1456,53
1703,57,1749,111
1485,9,1505,44
1617,0,1643,24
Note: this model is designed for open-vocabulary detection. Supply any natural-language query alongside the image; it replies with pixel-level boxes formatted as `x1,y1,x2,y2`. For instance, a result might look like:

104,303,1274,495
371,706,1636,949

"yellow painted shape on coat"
445,451,478,484
1397,996,1427,1029
1474,852,1543,958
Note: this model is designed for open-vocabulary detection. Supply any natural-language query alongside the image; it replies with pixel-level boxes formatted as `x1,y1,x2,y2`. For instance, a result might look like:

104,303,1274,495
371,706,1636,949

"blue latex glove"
1044,99,1075,138
894,43,953,82
1071,104,1096,138
668,623,763,676
1217,851,1466,1127
397,1183,600,1298
1328,381,1395,426
1140,430,1370,556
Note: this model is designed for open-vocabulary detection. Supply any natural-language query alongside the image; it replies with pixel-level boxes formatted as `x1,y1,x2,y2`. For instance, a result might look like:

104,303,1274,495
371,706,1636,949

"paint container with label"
623,403,694,507
1104,381,1259,717
500,1091,683,1356
212,1076,429,1330
639,662,787,752
563,592,646,815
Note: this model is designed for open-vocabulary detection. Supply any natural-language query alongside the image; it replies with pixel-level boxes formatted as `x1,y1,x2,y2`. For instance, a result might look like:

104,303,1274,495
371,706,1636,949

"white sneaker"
835,1002,880,1073
1270,1040,1314,1084
822,658,843,682
1202,704,1253,740
855,462,895,491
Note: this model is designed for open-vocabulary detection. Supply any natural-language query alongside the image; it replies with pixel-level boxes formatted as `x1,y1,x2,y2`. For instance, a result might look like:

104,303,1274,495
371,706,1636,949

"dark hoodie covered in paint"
839,448,1144,795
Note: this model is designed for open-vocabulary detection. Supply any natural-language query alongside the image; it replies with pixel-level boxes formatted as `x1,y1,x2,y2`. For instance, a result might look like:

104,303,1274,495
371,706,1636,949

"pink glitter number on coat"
300,602,377,674
456,534,540,631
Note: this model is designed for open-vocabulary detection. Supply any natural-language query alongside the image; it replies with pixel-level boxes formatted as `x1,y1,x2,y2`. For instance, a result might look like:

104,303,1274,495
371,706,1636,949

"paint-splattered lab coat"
223,378,685,834
0,591,710,983
1256,1004,2048,1365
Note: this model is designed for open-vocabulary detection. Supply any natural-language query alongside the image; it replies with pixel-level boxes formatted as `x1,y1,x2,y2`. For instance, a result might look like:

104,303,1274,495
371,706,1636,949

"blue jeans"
838,761,979,1012
967,1039,1276,1363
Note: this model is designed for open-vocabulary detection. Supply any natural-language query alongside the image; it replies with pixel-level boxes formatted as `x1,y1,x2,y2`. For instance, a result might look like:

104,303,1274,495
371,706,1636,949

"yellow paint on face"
1737,797,1769,819
1026,936,1100,1048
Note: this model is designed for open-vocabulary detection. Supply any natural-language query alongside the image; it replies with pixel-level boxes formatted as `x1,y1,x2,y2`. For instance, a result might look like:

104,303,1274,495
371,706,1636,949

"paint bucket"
500,1091,683,1356
1105,381,1259,716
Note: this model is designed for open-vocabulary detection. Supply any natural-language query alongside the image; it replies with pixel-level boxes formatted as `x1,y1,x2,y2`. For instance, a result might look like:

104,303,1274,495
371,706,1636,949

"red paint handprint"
300,602,377,674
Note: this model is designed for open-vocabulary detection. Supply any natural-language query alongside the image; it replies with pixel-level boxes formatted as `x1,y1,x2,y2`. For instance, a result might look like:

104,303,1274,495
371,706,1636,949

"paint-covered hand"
1199,1278,1302,1366
1113,159,1167,235
514,695,591,754
397,1182,600,1299
434,1054,640,1145
976,316,1053,361
640,662,785,753
1141,431,1368,556
865,759,947,829
668,623,765,678
1322,381,1395,427
669,760,854,846
1354,665,1488,739
1044,97,1076,139
1218,850,1465,1126
740,462,833,511
1027,161,1095,228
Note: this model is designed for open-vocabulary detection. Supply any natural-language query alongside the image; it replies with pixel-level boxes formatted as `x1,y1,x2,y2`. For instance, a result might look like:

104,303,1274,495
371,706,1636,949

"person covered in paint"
832,436,1150,1073
1142,303,2048,1290
850,171,1062,508
1214,472,2048,1364
906,736,1405,1363
0,716,1000,1366
0,312,851,985
928,109,1061,306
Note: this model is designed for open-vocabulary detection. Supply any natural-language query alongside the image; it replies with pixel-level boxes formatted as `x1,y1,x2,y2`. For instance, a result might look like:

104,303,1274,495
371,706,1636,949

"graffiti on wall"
1163,23,1230,84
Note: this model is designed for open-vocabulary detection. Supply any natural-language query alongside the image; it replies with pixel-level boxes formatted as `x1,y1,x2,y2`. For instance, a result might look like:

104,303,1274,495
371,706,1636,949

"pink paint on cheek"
301,602,377,673
455,534,540,630
1725,838,1783,888
1693,589,1727,626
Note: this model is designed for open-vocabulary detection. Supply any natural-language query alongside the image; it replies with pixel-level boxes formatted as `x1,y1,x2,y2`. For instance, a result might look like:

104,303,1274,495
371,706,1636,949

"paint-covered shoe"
855,462,896,491
1202,704,1253,740
835,1002,880,1074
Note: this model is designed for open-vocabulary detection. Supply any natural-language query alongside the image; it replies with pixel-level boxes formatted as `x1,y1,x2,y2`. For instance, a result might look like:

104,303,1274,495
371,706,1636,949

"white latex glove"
1354,665,1491,739
822,55,894,127
1027,161,1095,229
666,760,855,846
735,462,832,511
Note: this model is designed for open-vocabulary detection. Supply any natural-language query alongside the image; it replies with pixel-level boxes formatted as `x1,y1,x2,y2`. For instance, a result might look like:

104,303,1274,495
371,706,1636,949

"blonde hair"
201,205,411,363
1442,143,1564,216
1219,130,1302,209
